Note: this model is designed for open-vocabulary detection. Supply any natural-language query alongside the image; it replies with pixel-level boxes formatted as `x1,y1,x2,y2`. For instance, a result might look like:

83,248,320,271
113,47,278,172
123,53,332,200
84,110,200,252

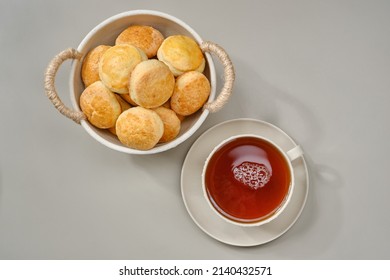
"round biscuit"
79,81,121,129
152,107,181,143
99,44,147,94
157,35,205,76
81,45,111,87
115,107,164,150
115,25,164,58
130,59,175,108
170,71,211,116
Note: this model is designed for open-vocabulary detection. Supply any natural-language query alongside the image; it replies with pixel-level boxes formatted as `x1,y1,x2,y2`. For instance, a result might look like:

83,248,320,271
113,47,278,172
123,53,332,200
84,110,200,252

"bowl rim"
69,10,217,154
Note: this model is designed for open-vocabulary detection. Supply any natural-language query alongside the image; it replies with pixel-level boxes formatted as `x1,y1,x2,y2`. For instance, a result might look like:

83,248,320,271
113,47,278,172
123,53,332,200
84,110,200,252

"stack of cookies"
79,25,211,150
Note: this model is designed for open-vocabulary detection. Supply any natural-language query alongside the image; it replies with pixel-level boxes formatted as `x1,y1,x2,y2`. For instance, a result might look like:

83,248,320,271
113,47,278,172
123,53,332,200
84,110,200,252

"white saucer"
181,118,309,246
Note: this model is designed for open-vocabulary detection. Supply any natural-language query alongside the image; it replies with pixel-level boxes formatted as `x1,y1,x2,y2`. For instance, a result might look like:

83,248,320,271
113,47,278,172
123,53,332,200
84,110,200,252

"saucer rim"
180,118,310,247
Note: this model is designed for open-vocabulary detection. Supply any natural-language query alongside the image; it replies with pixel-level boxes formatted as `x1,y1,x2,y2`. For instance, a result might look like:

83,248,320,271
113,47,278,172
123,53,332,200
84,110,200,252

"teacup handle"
200,41,235,113
287,145,304,161
44,48,87,124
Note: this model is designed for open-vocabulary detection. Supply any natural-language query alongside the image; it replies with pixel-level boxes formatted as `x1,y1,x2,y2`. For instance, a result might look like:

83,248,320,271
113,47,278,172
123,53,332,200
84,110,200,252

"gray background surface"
1,0,389,259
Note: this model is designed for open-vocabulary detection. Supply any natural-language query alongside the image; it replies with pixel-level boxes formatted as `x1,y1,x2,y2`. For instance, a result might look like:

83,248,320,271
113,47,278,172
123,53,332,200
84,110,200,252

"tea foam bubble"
233,162,272,189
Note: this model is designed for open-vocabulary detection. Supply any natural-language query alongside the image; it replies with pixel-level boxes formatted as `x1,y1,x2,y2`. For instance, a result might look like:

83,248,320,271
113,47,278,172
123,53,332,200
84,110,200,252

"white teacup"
202,134,303,227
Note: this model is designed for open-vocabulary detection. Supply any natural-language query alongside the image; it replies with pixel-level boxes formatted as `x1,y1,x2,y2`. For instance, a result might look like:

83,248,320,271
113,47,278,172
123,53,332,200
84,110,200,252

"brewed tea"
205,136,291,223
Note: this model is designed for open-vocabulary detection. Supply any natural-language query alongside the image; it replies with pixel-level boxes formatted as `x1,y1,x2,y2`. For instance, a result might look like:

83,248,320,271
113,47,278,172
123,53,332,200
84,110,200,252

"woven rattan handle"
44,48,87,124
200,41,235,113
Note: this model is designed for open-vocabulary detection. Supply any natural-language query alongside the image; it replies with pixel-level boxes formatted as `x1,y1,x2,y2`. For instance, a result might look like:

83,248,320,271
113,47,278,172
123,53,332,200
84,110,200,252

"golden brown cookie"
81,45,111,87
170,71,211,116
157,35,205,76
115,25,164,58
79,81,121,129
99,44,147,94
129,59,175,108
152,107,181,143
115,107,164,150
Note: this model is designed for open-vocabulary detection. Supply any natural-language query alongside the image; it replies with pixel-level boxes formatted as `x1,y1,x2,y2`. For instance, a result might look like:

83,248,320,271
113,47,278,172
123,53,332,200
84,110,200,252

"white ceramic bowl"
45,10,234,154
